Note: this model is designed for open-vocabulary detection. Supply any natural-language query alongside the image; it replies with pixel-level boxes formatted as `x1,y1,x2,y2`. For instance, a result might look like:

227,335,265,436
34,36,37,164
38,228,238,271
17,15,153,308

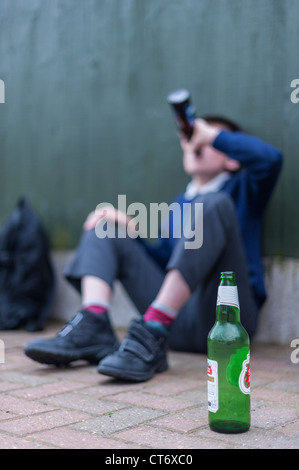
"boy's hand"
83,206,139,238
84,206,129,230
180,119,220,154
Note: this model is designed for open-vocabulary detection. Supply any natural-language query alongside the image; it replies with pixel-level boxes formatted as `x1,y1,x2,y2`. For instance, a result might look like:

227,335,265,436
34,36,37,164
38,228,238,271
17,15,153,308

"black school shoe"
24,310,120,366
97,318,168,382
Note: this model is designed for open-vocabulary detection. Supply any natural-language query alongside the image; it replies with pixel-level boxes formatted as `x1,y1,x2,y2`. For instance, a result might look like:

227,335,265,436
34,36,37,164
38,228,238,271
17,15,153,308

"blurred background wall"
0,0,298,342
0,0,297,253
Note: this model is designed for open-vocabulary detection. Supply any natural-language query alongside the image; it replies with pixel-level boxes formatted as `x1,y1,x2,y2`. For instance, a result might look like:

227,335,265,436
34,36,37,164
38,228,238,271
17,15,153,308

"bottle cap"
221,271,236,280
167,89,190,104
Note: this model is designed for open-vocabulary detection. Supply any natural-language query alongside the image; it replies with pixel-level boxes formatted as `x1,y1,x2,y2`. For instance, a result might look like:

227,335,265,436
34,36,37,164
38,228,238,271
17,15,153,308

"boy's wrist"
206,125,221,145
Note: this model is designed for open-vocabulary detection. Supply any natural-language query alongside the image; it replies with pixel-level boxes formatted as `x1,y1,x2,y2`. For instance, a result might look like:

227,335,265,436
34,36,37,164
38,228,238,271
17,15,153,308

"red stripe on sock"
143,306,175,327
84,305,107,315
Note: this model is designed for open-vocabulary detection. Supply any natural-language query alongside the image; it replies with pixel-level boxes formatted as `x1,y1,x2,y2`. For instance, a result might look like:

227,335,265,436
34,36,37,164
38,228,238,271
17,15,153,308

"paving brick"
251,403,298,429
253,388,299,407
0,326,298,450
150,406,208,433
0,370,54,387
72,407,165,435
77,380,145,398
161,366,201,379
168,351,206,369
194,426,299,449
144,378,202,396
262,379,299,394
175,387,207,405
103,390,193,412
253,357,296,375
0,410,19,421
28,427,143,449
44,392,129,415
0,353,36,371
275,419,299,438
115,424,226,449
0,434,54,449
0,381,27,393
9,381,89,400
0,394,56,415
39,365,104,384
0,409,90,436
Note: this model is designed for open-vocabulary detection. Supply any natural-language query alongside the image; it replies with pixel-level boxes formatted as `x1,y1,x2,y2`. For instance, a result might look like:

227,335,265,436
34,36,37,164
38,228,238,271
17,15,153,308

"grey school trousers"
64,192,259,353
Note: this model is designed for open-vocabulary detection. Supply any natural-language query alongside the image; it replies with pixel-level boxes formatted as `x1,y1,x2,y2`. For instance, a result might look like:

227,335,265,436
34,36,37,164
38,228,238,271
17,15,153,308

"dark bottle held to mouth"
167,89,196,140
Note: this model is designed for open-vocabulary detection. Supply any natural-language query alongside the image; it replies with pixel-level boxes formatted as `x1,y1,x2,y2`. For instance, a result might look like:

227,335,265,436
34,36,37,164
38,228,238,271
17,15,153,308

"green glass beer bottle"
207,271,250,434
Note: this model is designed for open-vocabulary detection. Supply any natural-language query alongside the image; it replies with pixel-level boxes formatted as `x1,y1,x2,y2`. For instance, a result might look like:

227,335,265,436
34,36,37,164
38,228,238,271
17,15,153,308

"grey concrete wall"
0,0,298,258
254,258,299,345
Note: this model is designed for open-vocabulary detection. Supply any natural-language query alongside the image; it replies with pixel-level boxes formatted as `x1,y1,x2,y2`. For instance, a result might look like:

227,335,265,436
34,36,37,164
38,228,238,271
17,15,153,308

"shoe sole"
25,343,119,367
98,358,168,382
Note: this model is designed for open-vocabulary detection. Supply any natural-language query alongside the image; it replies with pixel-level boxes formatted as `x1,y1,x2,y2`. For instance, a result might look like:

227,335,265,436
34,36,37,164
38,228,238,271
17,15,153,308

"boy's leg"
99,192,258,380
64,228,165,313
167,192,258,352
25,228,165,366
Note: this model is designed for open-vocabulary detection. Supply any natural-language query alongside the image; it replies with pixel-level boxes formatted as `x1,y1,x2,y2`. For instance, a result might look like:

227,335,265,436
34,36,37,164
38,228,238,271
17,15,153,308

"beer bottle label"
239,352,250,395
226,347,250,393
207,359,218,413
217,286,239,308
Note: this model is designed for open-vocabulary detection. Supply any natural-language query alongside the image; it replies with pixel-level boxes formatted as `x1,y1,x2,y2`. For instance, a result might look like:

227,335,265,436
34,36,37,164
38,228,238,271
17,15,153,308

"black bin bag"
0,197,55,331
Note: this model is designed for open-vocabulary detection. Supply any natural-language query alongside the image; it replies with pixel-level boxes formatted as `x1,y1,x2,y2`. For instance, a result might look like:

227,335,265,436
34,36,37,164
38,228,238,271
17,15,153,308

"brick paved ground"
0,322,298,449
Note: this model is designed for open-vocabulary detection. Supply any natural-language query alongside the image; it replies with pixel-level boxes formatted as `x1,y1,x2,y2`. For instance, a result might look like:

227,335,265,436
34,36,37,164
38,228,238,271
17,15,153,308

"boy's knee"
194,192,236,230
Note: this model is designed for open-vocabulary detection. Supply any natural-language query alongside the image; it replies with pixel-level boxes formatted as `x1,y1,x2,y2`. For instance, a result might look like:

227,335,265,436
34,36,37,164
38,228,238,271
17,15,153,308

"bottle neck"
216,304,240,323
216,281,240,323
